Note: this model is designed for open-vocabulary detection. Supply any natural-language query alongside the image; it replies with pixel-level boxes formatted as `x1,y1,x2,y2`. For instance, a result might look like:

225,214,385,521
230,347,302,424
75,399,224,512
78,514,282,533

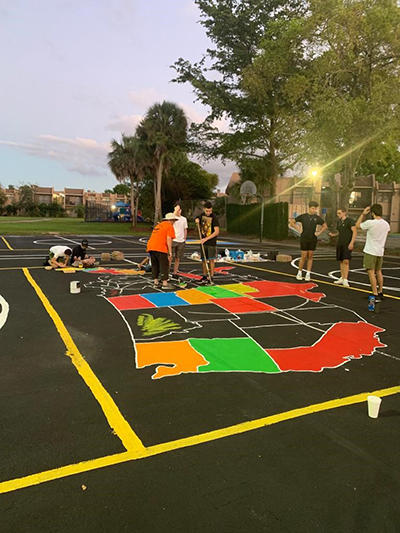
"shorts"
336,245,352,261
202,245,217,260
300,238,317,251
49,252,66,264
172,241,185,260
363,253,383,270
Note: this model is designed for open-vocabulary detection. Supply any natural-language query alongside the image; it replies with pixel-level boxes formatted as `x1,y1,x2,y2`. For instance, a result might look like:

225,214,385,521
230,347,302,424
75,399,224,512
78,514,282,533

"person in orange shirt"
147,213,178,289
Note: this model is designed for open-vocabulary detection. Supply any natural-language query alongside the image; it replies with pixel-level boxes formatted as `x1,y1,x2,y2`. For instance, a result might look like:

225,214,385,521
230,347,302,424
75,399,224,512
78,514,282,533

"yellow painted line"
22,268,145,454
1,236,13,250
0,384,399,495
231,262,400,301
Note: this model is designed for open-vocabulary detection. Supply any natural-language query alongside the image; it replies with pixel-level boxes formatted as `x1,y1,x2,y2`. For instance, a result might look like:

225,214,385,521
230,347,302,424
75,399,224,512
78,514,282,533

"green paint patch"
196,286,241,299
137,314,181,336
189,338,281,373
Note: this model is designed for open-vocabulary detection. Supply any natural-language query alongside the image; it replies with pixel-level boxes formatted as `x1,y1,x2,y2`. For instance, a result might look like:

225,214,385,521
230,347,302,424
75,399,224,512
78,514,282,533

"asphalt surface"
0,235,399,533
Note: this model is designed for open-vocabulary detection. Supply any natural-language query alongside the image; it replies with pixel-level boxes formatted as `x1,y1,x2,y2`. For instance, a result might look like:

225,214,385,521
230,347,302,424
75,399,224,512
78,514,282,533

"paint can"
70,281,81,294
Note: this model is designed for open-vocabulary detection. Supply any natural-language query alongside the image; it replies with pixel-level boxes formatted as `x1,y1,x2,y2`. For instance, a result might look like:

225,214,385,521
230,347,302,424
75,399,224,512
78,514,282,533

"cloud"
129,88,167,109
106,114,143,135
0,135,111,178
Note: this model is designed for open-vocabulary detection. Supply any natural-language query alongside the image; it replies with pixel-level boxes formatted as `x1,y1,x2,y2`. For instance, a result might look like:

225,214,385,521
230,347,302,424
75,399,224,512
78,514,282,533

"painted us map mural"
83,268,385,380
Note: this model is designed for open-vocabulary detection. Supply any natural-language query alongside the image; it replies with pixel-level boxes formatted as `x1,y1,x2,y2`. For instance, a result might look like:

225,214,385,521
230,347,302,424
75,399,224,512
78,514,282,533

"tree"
301,0,400,206
108,135,145,228
0,186,6,215
172,0,306,197
17,184,36,215
162,152,218,210
104,183,131,195
136,101,188,224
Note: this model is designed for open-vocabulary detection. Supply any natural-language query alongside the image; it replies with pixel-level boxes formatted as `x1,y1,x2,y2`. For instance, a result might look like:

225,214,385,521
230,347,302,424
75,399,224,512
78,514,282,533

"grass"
0,217,153,235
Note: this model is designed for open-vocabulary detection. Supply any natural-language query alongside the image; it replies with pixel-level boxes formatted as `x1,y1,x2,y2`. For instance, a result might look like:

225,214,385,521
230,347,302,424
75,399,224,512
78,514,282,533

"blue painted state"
140,292,188,308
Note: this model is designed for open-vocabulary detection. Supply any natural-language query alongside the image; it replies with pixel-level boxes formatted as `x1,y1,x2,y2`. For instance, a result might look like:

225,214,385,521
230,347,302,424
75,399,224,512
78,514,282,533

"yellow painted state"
22,268,145,454
0,384,399,495
1,236,13,250
175,288,215,305
220,283,258,295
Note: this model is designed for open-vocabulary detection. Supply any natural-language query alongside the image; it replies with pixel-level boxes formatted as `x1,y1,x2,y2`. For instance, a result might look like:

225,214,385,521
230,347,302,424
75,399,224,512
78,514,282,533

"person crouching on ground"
195,201,220,284
328,207,357,287
290,201,327,281
147,213,178,289
71,239,97,268
171,202,188,278
44,245,72,270
356,204,390,300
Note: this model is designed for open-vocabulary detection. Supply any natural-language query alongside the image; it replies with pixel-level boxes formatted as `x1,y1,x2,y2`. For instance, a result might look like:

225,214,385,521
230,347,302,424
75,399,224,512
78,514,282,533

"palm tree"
107,134,146,228
136,101,188,224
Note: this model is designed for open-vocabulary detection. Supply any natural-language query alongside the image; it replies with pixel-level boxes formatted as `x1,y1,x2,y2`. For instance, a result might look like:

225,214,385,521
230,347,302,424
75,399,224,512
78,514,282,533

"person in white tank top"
356,204,390,299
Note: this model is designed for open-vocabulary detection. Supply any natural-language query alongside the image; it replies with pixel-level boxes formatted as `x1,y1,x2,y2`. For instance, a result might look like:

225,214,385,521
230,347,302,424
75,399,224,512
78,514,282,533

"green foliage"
173,0,400,204
17,184,35,215
136,101,188,223
112,183,131,195
227,202,288,240
0,187,6,215
74,205,85,218
137,313,181,336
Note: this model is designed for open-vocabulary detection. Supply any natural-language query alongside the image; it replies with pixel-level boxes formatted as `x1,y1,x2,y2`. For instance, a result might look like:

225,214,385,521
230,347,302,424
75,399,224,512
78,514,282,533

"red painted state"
267,322,385,371
214,266,235,275
212,297,277,314
243,280,325,302
108,294,157,311
176,271,203,280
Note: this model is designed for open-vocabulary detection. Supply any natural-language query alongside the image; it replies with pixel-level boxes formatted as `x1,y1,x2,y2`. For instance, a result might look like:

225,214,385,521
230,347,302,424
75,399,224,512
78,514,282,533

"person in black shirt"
195,201,220,284
290,201,327,281
71,239,97,268
328,207,357,287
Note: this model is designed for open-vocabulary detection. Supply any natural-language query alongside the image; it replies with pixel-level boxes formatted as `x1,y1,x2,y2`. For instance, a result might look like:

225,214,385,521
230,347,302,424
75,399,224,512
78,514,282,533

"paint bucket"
367,395,382,418
70,281,81,294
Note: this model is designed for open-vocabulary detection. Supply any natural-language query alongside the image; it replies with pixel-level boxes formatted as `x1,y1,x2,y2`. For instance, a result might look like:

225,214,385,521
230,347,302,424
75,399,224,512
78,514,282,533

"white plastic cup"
70,281,81,294
367,395,382,419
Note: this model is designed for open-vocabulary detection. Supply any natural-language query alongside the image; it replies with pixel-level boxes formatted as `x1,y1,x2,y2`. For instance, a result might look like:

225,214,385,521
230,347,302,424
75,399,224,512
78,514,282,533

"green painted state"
189,338,281,373
195,286,242,299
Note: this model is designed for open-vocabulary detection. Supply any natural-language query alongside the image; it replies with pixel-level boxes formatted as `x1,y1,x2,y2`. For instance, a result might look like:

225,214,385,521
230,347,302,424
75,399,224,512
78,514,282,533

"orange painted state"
136,340,208,379
175,288,215,305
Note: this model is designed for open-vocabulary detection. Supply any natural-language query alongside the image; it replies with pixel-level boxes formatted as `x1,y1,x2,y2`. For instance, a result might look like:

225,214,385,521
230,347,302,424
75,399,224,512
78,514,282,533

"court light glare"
111,205,116,210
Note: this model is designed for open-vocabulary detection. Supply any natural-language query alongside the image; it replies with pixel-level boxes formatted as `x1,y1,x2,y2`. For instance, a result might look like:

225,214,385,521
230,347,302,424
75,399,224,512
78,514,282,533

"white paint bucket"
70,281,81,294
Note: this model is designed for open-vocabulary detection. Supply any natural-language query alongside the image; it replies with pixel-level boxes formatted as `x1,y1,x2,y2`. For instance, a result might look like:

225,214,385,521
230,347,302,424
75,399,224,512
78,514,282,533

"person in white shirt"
171,202,188,276
356,204,390,299
44,245,72,269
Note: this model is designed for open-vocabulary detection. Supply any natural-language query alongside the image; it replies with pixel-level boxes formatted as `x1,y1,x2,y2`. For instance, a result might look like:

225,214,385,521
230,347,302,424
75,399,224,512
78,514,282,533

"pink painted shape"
177,271,203,280
243,280,325,302
211,297,277,314
267,322,385,372
108,294,157,311
214,266,235,275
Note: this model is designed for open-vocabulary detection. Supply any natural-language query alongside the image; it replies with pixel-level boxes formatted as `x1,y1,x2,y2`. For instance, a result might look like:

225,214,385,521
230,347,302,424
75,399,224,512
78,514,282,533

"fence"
85,202,112,222
227,201,288,240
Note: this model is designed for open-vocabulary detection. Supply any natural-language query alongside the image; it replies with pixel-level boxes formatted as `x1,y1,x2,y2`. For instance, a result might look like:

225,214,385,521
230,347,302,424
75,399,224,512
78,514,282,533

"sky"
0,0,237,193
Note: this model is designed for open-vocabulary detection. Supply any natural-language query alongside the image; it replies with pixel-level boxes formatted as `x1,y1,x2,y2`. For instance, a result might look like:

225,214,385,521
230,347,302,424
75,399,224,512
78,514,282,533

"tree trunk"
154,157,164,225
269,138,278,200
130,178,137,229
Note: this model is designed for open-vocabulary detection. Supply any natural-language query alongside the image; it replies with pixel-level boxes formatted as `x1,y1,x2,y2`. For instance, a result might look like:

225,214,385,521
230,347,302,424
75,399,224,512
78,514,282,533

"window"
349,190,372,208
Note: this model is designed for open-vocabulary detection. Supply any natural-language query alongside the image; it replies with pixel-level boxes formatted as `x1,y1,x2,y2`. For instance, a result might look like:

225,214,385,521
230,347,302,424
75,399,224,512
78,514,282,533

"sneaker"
378,292,384,300
305,272,311,282
296,271,303,281
375,293,382,302
44,265,53,271
334,277,344,285
342,279,350,288
198,275,209,284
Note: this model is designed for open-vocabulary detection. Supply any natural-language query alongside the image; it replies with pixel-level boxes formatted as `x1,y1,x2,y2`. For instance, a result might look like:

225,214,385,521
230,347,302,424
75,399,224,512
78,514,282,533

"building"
0,185,129,217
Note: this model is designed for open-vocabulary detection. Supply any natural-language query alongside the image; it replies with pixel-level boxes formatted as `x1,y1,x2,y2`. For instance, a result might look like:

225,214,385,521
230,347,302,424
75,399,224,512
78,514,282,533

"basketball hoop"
239,181,257,204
